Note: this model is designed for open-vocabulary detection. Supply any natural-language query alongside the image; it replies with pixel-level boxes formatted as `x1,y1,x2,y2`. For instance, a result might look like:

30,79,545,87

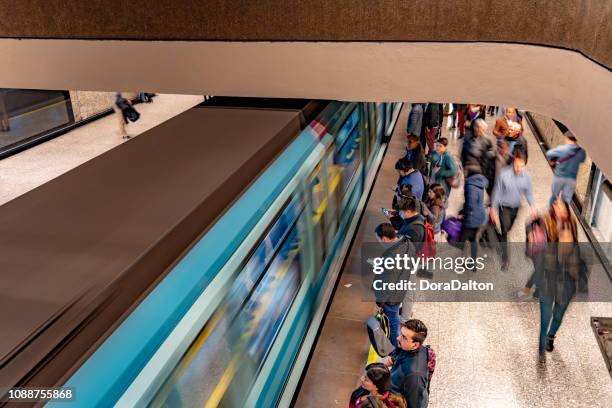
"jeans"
507,140,517,154
382,303,401,348
499,206,519,263
539,296,570,352
400,289,415,323
550,175,577,207
459,227,480,261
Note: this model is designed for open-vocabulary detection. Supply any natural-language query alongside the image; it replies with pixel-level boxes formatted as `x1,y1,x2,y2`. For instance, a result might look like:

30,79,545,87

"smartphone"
382,208,397,217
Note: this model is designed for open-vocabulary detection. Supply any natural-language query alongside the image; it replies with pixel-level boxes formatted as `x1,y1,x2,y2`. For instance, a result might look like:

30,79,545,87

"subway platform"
296,105,612,408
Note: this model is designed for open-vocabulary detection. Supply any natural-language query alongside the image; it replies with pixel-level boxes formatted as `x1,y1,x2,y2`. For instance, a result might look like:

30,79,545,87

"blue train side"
49,101,402,408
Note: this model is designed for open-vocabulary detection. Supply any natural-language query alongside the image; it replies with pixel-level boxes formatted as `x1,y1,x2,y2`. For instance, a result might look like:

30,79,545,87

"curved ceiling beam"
0,39,611,177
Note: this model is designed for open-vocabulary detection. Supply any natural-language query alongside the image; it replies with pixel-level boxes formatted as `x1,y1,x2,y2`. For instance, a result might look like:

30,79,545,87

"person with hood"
459,173,488,266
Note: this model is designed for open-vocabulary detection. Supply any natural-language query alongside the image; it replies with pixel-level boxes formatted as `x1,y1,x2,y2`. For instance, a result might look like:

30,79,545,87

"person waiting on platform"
428,137,458,196
395,158,424,201
382,319,432,408
350,363,407,408
423,183,447,239
406,103,424,139
405,134,427,176
373,223,413,348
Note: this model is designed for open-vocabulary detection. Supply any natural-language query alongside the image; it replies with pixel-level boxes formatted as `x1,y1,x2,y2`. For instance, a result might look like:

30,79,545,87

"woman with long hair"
350,363,407,408
535,197,582,360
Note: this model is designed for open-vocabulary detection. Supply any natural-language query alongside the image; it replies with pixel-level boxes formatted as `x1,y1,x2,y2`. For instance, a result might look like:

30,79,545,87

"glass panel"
369,103,377,159
0,89,72,152
334,123,362,202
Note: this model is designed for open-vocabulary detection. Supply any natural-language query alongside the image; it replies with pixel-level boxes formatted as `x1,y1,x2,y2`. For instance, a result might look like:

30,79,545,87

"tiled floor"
296,105,612,407
0,93,204,206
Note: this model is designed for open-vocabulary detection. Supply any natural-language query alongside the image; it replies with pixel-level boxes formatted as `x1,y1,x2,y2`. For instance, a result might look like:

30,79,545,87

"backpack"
423,345,436,392
445,154,463,189
413,221,436,258
367,310,394,363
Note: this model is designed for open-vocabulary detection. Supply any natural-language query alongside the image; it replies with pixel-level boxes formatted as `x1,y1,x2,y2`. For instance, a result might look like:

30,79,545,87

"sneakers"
545,335,555,352
416,269,434,279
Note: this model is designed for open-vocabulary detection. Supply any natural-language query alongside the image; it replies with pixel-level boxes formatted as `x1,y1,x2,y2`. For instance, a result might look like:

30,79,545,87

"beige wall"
0,39,610,178
528,112,592,204
69,91,138,121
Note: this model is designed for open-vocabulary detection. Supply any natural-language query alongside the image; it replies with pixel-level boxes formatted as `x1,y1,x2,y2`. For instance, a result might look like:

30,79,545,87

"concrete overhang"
1,39,610,177
0,1,610,174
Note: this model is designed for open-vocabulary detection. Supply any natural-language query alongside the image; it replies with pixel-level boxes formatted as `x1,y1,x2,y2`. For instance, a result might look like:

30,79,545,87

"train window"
334,123,362,206
376,103,384,145
335,107,359,149
150,194,306,408
308,164,327,268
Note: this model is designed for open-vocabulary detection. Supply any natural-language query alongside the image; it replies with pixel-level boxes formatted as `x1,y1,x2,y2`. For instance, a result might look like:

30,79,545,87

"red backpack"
414,221,436,258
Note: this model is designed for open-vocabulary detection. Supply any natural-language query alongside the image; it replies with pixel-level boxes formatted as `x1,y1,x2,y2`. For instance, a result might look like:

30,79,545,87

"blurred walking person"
114,92,140,139
534,197,583,361
490,150,536,270
545,130,586,207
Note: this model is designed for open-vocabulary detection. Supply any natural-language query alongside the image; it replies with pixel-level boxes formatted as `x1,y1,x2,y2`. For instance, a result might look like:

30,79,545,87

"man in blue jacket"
396,158,424,201
545,130,586,206
384,319,430,408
